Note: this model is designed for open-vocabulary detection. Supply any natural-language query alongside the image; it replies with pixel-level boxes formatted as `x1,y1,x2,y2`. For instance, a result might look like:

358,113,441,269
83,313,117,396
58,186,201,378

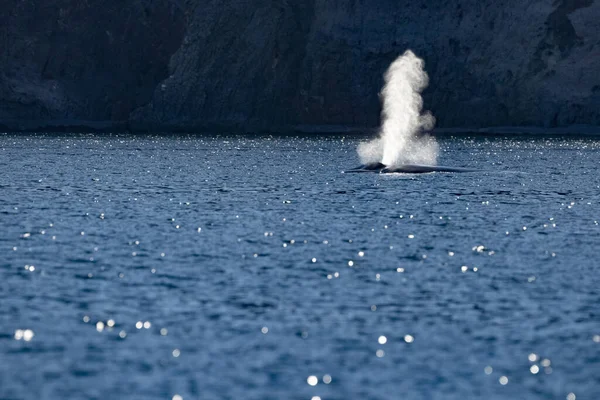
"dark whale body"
344,162,477,174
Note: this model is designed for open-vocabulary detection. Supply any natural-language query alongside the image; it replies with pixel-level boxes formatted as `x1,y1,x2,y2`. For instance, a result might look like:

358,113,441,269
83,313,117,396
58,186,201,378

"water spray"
357,50,438,167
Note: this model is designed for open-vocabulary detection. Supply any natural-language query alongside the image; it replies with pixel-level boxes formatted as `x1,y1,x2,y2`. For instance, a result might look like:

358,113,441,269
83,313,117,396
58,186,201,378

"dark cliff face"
131,0,316,131
1,0,599,131
0,0,185,124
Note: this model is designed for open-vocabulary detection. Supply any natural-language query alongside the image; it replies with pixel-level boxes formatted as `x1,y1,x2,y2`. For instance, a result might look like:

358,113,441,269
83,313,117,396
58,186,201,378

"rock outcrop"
0,0,185,129
1,0,599,132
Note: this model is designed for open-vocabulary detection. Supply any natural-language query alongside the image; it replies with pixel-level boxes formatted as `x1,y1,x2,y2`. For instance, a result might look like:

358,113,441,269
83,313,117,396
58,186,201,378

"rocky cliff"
1,0,599,132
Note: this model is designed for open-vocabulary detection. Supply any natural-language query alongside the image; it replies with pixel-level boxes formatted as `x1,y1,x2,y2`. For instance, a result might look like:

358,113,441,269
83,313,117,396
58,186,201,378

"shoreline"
2,119,600,137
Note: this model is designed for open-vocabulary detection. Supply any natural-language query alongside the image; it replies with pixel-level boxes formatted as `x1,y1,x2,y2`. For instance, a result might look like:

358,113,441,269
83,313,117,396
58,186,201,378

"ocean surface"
1,133,599,400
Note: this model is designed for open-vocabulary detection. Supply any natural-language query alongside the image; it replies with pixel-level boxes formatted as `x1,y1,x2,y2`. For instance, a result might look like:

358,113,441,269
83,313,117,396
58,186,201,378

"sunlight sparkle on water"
14,329,34,341
530,365,539,374
541,358,551,367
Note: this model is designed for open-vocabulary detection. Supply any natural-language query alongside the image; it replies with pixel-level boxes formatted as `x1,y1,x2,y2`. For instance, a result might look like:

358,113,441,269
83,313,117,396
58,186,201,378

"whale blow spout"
357,50,438,168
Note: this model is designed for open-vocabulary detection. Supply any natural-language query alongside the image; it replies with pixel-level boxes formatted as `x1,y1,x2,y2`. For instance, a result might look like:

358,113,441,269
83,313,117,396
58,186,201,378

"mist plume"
358,50,438,166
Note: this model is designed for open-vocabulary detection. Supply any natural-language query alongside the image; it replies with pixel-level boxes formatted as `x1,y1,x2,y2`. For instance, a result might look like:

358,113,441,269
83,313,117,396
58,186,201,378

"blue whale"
344,162,477,174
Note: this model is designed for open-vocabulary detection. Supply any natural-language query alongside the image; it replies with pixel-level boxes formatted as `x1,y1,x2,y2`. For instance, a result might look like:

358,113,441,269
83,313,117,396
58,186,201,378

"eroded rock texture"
0,0,185,127
1,0,599,131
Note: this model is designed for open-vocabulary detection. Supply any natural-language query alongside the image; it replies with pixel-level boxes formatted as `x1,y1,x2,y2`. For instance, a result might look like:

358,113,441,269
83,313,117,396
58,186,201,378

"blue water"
1,133,599,400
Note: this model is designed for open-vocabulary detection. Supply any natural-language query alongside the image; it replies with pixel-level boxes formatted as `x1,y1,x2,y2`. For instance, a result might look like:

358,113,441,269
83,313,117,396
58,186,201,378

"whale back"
382,164,477,173
345,163,477,174
344,162,386,173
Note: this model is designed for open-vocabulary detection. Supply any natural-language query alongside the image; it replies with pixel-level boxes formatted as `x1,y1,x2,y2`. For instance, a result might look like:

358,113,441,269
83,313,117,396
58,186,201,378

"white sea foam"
358,50,438,166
